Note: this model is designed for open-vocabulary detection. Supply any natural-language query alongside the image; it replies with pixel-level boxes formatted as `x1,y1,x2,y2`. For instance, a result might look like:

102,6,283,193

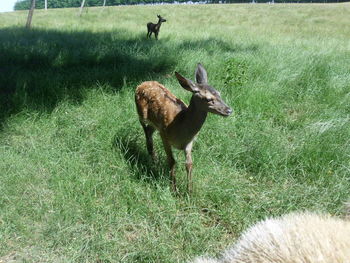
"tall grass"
0,3,349,262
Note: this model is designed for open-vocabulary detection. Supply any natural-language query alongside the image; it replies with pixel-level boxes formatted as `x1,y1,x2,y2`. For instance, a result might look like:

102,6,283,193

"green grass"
0,3,349,262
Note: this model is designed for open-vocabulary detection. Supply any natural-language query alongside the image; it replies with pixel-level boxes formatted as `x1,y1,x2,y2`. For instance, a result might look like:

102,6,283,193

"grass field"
0,3,349,262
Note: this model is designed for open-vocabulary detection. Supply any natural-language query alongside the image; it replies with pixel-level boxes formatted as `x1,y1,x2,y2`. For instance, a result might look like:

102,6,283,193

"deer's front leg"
161,137,177,192
184,141,194,194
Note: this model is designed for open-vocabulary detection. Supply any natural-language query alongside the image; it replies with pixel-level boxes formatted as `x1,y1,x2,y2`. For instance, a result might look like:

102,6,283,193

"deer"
147,15,167,40
135,64,232,193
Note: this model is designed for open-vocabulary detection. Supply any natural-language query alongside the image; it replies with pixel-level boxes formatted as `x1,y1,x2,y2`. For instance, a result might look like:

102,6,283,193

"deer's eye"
206,97,214,102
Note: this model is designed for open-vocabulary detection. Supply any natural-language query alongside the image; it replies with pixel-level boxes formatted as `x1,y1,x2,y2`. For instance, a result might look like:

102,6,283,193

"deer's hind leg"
146,25,152,38
161,135,177,192
146,24,150,38
140,121,156,160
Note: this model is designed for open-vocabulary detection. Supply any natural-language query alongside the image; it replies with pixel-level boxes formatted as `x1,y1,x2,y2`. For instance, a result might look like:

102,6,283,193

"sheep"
190,212,350,263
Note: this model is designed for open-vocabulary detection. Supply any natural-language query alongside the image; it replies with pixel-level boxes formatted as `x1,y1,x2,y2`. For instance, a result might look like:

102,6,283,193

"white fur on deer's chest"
168,132,198,150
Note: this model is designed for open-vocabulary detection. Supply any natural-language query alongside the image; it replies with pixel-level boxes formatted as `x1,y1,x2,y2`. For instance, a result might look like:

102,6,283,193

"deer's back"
135,81,187,130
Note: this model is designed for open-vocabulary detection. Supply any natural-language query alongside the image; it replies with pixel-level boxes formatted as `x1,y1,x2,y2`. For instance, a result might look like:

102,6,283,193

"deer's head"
175,64,232,117
157,14,167,23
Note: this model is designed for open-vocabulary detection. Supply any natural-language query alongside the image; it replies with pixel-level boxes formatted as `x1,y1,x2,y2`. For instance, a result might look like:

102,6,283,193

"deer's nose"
226,108,233,115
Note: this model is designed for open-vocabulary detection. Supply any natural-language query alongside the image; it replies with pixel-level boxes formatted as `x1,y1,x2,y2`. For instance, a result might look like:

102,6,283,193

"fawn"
147,15,166,40
135,64,232,193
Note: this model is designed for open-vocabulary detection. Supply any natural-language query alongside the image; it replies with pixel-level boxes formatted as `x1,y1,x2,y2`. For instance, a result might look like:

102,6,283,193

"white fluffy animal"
190,212,350,263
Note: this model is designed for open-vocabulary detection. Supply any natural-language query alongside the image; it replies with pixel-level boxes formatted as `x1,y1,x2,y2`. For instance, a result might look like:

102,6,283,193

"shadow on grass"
113,131,198,196
0,26,253,127
0,27,174,125
178,38,259,55
112,131,170,186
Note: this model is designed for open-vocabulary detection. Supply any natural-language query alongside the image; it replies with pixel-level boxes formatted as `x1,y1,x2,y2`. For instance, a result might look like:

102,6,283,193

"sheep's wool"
191,212,350,263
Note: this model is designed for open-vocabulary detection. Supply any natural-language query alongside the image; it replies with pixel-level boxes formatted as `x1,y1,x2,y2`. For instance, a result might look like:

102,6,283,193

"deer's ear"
175,72,199,93
195,63,208,84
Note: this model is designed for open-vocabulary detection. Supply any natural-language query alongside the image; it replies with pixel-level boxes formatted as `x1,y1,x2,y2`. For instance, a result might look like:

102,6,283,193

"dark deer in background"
147,15,167,40
135,64,232,193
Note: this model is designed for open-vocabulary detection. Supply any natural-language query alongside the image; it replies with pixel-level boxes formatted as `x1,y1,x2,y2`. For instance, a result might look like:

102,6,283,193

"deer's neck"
165,96,208,149
184,96,208,136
